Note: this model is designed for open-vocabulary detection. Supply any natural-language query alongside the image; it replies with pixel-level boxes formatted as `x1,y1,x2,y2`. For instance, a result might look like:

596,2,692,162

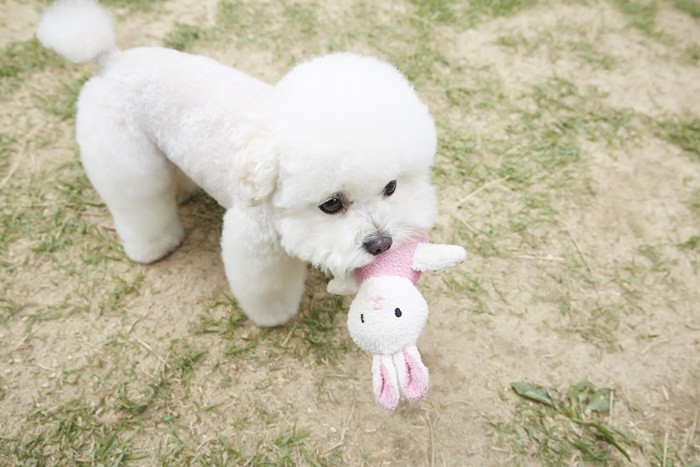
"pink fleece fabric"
355,237,427,285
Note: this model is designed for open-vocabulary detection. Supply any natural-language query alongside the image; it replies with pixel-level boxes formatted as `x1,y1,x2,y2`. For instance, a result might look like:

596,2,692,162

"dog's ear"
230,124,279,206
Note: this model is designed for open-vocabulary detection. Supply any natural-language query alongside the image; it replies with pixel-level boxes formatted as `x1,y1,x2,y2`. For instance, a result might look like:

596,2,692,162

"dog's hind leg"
76,86,185,263
221,205,306,327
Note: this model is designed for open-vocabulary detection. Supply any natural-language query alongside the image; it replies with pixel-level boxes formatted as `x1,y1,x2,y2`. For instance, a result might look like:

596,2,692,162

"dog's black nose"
362,234,393,256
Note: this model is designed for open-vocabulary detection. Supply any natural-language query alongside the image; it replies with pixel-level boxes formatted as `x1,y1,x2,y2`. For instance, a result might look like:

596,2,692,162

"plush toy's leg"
221,206,306,327
76,90,184,264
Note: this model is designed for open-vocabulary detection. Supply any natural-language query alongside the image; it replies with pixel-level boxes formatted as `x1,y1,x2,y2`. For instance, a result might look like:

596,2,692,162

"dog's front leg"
221,205,306,327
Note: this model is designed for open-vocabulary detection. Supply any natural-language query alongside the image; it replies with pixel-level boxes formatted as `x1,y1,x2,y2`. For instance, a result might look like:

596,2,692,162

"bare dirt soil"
1,0,698,465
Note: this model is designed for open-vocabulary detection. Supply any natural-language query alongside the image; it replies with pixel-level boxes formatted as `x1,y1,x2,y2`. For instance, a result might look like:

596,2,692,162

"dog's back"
79,46,271,207
37,0,271,262
38,0,272,208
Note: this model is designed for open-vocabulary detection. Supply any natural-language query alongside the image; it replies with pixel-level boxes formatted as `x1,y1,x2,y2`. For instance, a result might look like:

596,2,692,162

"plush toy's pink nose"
369,296,384,310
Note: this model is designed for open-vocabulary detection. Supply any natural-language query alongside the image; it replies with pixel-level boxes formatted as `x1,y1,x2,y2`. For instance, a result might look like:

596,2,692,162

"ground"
0,0,699,465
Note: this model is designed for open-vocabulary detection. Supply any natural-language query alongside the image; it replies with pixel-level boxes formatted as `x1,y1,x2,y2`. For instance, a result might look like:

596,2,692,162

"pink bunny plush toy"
328,238,466,411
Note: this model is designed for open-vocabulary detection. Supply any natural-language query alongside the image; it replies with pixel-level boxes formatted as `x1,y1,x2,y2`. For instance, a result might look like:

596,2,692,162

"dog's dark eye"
319,197,343,214
383,180,397,197
394,307,402,318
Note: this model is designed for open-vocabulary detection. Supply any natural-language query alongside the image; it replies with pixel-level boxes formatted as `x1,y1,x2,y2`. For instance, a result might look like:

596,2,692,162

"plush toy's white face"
347,276,429,356
249,53,438,278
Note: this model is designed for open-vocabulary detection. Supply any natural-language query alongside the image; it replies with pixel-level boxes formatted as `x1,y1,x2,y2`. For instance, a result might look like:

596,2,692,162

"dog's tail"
37,0,116,64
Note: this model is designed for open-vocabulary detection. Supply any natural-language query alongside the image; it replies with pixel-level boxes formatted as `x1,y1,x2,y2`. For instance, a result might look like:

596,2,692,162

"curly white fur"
37,1,439,327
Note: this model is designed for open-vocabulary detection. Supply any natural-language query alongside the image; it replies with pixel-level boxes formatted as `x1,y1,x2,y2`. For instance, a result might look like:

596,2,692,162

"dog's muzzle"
362,233,392,256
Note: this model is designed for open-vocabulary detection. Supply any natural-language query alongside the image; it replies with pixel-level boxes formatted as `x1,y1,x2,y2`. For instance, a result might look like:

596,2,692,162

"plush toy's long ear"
230,124,279,206
412,244,466,272
372,355,400,411
393,346,429,401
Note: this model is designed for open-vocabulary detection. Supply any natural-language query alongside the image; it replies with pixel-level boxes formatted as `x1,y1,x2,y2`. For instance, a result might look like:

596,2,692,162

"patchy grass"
163,23,206,51
408,0,457,24
2,0,699,465
0,344,337,466
672,0,700,18
684,43,700,65
494,380,639,464
0,132,16,198
215,0,319,58
296,288,352,364
40,77,89,120
656,116,700,157
1,398,137,464
613,0,659,35
192,276,352,365
438,72,637,266
409,0,542,26
356,4,446,85
101,0,166,11
567,40,618,70
0,39,63,98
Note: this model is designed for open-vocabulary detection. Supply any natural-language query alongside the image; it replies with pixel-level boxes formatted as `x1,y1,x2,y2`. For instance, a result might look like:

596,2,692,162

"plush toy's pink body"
332,238,466,411
355,238,425,286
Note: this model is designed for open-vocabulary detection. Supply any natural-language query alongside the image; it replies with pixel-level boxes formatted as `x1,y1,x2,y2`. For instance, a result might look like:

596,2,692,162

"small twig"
323,442,344,455
35,363,54,372
195,438,212,452
0,146,24,191
125,316,144,335
427,412,436,467
457,216,478,234
662,430,669,467
685,410,698,454
565,226,602,300
609,389,615,425
281,323,297,346
0,157,21,189
132,336,168,369
53,217,70,243
10,201,104,209
512,254,566,263
456,177,510,207
340,401,355,442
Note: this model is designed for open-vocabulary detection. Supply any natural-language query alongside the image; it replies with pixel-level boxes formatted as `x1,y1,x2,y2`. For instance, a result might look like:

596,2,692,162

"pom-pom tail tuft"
37,0,116,63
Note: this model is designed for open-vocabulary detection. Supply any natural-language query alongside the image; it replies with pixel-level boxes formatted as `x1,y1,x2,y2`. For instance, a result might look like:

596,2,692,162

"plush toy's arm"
327,276,359,295
412,243,467,272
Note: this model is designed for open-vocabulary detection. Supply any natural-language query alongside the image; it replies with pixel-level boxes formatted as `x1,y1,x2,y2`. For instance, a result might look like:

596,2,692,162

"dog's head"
232,53,437,278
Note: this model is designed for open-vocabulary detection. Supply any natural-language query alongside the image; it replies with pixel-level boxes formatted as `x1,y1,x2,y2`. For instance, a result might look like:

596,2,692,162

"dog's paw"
244,300,300,327
237,283,303,328
123,225,185,263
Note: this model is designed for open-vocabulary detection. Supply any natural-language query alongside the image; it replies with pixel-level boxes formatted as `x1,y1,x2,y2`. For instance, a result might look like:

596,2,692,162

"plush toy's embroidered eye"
319,197,343,214
394,308,402,318
383,180,397,197
360,313,365,323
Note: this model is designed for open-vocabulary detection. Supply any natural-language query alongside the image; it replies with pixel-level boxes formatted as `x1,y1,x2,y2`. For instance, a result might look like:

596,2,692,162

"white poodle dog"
37,0,439,327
